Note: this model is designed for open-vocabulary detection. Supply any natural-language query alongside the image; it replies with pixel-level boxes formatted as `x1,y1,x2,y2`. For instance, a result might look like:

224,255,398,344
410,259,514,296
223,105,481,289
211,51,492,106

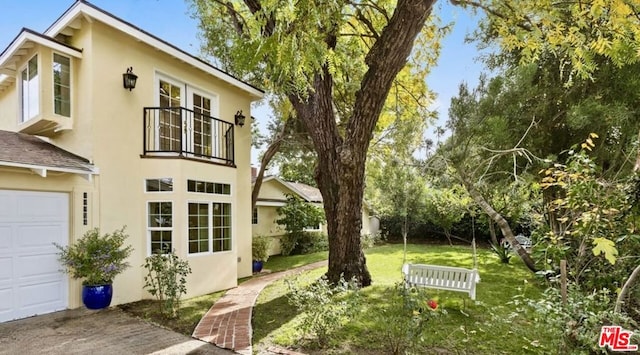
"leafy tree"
424,185,471,245
276,194,326,255
190,0,446,285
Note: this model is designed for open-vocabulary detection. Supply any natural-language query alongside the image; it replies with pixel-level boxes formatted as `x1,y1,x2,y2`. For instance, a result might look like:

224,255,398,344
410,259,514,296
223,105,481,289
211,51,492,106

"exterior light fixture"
122,67,138,91
234,110,246,127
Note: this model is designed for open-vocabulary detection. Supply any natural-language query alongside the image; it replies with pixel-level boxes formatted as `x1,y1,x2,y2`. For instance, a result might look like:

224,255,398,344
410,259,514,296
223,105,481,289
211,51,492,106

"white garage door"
0,190,69,322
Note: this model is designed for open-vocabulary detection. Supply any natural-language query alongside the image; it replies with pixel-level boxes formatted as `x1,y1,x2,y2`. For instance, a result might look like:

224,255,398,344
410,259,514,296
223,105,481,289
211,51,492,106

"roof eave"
44,1,264,100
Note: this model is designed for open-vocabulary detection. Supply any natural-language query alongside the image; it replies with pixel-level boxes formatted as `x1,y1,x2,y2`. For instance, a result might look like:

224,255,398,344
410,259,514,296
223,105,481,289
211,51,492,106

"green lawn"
253,244,556,354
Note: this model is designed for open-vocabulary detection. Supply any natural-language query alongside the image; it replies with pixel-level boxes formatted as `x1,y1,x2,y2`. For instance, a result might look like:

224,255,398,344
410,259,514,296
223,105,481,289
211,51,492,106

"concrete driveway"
0,308,233,355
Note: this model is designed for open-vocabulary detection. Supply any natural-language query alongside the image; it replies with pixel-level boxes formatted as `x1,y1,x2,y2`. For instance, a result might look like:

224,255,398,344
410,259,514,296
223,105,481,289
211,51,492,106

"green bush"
55,227,133,286
252,235,271,262
142,251,192,318
511,285,638,354
286,275,360,347
280,231,328,256
369,283,444,354
490,242,512,264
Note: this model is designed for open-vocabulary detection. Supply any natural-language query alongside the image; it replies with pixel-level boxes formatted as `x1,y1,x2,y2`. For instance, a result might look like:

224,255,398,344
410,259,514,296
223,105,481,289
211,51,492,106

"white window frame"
303,223,323,232
144,178,174,193
20,54,40,123
252,207,258,225
186,200,233,256
52,52,72,118
147,200,173,255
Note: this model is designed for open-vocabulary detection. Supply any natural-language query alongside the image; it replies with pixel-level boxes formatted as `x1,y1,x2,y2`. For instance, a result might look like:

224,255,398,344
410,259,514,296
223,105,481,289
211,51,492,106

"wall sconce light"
234,110,246,127
122,67,138,91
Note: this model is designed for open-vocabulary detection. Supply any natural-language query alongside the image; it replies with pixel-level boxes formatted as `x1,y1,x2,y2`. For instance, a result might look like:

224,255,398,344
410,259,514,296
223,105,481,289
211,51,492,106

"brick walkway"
192,260,327,354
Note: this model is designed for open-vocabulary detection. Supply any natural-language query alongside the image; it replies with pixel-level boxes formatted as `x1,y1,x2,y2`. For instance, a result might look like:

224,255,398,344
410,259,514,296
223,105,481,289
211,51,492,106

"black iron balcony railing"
143,107,234,165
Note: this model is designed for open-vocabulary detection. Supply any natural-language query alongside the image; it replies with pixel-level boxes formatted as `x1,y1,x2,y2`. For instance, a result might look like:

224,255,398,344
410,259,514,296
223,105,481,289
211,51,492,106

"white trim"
255,200,286,207
0,30,83,70
146,200,174,256
52,52,72,118
45,3,263,99
186,199,233,256
143,177,174,193
0,160,98,177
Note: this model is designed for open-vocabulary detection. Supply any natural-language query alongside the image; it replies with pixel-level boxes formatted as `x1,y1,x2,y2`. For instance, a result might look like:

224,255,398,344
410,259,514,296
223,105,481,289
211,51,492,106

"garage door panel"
17,280,66,311
18,194,67,220
16,224,65,249
0,193,16,220
0,226,11,250
17,253,62,280
0,287,12,315
0,257,12,282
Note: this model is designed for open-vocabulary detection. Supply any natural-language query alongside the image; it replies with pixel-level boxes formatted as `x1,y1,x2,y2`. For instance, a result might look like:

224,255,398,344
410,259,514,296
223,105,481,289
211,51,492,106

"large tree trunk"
458,170,538,272
289,0,436,286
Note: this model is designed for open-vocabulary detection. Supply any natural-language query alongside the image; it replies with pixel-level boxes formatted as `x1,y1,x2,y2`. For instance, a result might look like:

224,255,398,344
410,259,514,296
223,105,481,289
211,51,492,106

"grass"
253,244,556,354
118,290,225,335
119,244,557,353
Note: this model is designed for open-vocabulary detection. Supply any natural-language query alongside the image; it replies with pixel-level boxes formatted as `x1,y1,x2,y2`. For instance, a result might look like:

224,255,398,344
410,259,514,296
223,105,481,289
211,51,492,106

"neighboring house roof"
0,130,97,177
0,0,264,99
255,175,375,213
255,176,322,203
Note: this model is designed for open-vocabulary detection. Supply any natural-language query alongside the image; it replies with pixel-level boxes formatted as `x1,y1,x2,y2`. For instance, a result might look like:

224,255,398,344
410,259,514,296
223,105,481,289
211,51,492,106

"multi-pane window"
158,80,181,151
187,179,230,195
187,202,231,254
252,207,258,225
53,54,71,117
148,202,172,253
21,55,39,122
145,178,173,192
192,93,212,156
188,203,209,254
213,202,232,252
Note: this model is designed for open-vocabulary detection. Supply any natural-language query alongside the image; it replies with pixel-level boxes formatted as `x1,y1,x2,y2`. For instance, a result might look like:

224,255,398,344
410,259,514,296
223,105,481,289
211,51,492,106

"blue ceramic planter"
82,284,113,310
252,260,264,273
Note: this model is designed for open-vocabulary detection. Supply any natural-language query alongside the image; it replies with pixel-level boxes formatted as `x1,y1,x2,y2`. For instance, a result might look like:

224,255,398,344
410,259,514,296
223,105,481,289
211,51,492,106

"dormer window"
53,53,71,117
20,55,39,122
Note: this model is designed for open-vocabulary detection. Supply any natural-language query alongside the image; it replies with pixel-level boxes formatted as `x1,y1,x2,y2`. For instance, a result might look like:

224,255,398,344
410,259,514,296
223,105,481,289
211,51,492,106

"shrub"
252,235,271,262
55,227,133,286
370,283,445,354
490,242,512,264
280,231,329,256
361,231,383,249
511,285,638,354
142,251,192,318
286,275,360,347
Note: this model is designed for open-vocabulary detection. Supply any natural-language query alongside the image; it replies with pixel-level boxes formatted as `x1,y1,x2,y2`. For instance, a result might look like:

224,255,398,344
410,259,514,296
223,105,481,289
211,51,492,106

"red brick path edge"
192,260,328,355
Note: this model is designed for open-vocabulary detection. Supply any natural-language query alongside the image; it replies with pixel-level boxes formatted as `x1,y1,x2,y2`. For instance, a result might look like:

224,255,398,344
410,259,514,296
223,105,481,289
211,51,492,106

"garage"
0,190,69,322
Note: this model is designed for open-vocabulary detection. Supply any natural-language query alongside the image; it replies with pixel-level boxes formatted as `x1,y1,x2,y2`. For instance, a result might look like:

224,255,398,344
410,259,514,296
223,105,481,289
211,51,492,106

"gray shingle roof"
0,130,94,173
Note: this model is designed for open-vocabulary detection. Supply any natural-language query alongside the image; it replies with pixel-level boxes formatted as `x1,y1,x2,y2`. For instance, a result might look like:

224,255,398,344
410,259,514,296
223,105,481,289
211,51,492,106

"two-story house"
0,1,263,323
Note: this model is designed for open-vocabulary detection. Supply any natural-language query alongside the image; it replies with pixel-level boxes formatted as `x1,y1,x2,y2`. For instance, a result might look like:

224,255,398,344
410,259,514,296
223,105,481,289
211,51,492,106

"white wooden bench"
402,264,480,300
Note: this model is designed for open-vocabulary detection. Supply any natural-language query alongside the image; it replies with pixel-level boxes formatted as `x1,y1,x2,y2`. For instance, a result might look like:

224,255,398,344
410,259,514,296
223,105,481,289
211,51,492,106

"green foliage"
286,275,360,348
360,231,383,249
511,285,638,354
142,251,192,318
536,137,640,291
280,231,328,256
424,185,471,242
276,194,325,234
252,235,271,262
55,227,133,286
276,194,326,255
490,242,512,264
370,283,444,354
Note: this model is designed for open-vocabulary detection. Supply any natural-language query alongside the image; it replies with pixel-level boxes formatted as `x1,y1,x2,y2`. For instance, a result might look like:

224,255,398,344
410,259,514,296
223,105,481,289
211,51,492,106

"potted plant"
252,236,270,273
55,227,133,309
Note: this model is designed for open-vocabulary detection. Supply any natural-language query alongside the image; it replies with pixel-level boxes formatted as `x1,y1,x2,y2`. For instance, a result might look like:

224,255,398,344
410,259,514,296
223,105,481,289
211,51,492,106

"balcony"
143,107,234,165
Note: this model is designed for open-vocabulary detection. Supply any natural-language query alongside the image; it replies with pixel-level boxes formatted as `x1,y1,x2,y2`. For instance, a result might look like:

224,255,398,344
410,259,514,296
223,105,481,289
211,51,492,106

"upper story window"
145,178,173,192
21,55,39,122
53,53,71,117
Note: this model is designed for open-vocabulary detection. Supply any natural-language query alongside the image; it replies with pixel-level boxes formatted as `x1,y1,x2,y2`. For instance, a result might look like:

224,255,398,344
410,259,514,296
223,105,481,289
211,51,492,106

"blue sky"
0,0,484,161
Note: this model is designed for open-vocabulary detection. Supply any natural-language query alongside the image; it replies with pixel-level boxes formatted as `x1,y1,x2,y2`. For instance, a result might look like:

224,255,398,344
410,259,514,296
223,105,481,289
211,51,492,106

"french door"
157,76,217,157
